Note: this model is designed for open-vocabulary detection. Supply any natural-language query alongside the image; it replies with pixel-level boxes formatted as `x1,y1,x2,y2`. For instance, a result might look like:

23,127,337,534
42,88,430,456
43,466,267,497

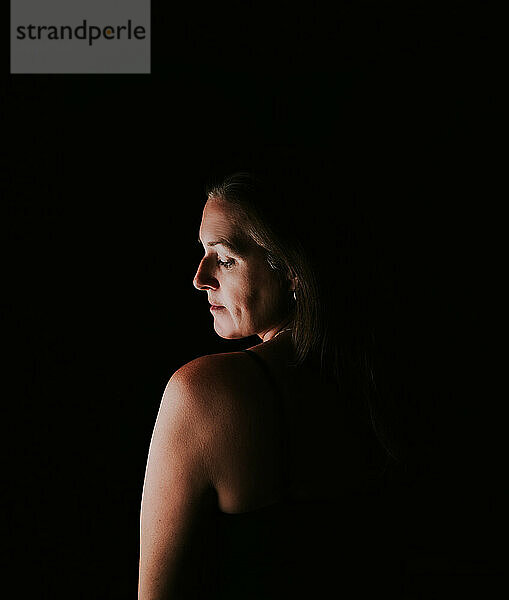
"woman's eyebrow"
198,236,248,257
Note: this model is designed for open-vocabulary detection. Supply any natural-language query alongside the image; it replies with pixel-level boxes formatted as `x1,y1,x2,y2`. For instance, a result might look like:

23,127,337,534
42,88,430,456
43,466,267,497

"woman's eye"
217,258,235,269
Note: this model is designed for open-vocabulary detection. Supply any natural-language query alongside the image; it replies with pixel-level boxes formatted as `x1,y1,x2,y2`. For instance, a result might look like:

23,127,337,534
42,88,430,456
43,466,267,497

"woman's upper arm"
138,362,216,600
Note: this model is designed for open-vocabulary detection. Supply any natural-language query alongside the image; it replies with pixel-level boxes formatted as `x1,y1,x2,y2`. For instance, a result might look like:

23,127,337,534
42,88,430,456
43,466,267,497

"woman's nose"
193,257,219,291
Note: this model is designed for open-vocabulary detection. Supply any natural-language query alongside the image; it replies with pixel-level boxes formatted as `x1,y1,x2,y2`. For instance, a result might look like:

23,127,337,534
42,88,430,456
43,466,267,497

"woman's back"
213,331,389,512
192,332,403,598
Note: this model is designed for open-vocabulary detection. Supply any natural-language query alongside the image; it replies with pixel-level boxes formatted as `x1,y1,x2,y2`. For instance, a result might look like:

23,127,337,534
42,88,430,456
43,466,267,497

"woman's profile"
138,171,402,599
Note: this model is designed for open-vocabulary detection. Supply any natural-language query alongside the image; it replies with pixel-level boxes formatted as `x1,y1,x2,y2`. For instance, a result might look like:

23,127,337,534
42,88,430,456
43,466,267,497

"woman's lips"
210,305,225,312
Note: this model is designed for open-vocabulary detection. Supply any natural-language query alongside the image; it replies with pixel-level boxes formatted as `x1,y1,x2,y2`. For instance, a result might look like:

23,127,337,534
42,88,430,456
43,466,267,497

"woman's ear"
289,276,299,292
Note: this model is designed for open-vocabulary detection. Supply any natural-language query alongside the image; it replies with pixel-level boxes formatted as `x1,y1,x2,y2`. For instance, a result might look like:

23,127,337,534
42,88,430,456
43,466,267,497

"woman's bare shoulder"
164,352,255,416
171,351,253,386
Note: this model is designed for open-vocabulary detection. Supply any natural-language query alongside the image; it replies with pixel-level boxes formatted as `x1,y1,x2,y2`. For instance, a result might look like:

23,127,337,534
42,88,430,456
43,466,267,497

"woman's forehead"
200,198,248,241
199,198,253,256
200,197,236,236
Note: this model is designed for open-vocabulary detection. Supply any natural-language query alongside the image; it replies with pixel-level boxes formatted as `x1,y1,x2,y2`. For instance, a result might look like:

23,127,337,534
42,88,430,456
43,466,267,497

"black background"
4,3,502,598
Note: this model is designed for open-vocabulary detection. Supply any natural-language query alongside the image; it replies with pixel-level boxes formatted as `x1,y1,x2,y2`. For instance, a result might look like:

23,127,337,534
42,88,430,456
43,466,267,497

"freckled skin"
193,197,290,342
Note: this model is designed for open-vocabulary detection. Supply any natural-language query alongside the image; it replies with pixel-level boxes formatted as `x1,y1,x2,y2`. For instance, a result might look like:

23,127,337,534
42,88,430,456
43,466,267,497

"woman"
138,172,402,599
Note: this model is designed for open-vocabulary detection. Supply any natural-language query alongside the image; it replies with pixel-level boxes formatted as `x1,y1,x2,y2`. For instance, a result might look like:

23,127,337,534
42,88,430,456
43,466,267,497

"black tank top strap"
243,349,291,497
243,349,284,401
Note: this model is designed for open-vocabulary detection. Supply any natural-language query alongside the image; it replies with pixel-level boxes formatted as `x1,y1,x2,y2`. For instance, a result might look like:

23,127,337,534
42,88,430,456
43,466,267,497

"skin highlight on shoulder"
171,352,252,398
165,352,258,430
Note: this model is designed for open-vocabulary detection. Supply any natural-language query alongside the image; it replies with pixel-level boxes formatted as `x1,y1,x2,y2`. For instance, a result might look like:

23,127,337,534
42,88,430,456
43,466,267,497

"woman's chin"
214,328,242,340
213,324,249,340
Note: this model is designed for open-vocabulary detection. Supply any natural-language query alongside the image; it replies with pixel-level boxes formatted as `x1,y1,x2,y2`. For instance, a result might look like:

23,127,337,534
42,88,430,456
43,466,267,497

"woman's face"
193,197,289,340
